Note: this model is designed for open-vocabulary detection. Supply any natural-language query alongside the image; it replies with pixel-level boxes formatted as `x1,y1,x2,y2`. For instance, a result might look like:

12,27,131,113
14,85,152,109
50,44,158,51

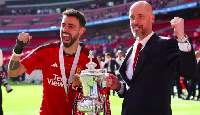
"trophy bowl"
76,51,107,115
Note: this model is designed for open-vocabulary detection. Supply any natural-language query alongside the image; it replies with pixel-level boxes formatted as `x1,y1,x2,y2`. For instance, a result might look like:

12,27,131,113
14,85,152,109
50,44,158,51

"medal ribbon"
59,43,82,98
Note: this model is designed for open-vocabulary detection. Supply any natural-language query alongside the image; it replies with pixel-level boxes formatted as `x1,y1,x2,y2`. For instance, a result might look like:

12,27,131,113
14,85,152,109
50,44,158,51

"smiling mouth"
62,33,71,42
133,26,141,31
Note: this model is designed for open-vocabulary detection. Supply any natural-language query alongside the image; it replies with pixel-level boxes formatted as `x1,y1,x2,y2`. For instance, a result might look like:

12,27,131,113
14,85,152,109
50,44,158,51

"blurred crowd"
3,0,170,16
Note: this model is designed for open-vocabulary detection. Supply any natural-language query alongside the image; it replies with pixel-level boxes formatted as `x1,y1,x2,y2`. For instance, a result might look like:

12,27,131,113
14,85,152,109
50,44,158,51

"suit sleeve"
198,61,200,79
117,82,127,98
165,39,197,79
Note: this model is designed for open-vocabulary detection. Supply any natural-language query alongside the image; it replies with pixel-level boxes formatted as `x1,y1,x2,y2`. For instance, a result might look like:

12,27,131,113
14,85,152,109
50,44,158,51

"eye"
139,15,144,18
130,15,135,20
69,25,75,28
61,24,65,28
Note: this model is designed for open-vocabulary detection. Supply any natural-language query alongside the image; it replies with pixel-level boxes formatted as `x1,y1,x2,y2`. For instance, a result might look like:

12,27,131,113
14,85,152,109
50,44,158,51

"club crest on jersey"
76,65,83,74
51,62,58,67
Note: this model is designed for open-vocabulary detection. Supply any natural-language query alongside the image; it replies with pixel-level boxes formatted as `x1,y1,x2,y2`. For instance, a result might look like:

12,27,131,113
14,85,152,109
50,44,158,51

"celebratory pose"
8,9,99,115
106,1,197,115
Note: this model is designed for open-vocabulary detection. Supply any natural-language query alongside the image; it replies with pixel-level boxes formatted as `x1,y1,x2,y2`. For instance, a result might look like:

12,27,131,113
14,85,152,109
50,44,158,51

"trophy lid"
78,50,106,76
86,50,97,70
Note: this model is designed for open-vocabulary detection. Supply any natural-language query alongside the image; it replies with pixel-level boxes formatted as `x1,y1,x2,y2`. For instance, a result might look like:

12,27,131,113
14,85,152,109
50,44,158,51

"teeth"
134,27,139,29
63,34,70,37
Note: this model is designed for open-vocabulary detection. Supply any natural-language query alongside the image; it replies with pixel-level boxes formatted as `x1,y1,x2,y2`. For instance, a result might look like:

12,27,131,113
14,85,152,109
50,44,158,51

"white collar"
136,31,154,46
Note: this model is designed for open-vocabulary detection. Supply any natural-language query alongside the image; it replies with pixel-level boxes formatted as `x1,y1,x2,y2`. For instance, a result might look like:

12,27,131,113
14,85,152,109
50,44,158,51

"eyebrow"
61,23,76,27
68,23,75,26
129,14,144,17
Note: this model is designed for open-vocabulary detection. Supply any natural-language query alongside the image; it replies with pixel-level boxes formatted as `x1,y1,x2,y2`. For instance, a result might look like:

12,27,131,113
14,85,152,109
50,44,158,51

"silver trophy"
76,51,107,115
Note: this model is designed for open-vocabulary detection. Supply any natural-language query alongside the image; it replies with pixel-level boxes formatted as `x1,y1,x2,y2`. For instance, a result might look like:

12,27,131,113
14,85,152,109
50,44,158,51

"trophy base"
77,97,104,114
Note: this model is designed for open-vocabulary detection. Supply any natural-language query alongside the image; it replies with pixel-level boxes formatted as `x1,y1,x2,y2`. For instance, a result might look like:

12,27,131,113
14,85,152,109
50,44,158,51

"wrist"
14,39,27,54
13,45,24,54
177,34,188,43
13,51,21,56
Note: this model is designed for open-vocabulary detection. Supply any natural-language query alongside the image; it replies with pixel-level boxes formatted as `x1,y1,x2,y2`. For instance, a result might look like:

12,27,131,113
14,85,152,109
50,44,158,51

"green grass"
2,83,200,115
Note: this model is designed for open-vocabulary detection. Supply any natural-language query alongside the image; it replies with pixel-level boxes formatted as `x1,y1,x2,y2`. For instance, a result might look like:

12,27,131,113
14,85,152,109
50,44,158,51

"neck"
138,30,152,41
63,41,79,55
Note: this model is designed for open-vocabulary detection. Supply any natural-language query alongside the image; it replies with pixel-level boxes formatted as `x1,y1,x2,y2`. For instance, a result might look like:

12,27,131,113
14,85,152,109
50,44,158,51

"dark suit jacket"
119,33,197,115
197,60,200,87
104,58,119,75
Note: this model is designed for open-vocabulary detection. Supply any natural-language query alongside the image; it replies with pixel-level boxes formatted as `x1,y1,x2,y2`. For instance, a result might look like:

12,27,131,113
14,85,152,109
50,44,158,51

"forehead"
61,16,79,25
129,4,148,16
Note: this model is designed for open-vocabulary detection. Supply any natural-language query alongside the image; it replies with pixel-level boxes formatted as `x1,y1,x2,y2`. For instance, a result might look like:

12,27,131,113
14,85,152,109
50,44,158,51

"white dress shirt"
116,57,125,66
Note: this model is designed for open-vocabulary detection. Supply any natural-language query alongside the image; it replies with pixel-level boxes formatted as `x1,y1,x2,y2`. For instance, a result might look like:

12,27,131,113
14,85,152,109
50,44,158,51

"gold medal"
66,94,69,102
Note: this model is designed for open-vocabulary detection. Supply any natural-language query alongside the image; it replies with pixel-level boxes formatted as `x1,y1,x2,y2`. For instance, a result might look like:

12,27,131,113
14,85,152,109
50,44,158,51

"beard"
130,23,151,38
61,32,79,48
131,26,146,38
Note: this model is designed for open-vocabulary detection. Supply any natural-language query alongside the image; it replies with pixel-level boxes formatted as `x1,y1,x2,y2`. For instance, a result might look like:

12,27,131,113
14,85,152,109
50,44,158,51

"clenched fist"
14,32,32,54
18,32,32,43
170,17,185,39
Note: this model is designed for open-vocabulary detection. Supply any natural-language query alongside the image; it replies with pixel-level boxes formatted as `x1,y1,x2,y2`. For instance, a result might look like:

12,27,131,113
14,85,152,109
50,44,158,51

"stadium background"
0,0,200,115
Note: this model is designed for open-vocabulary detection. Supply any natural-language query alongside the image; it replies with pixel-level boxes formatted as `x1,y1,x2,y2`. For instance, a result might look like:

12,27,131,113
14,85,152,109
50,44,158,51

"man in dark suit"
104,53,119,96
104,53,119,75
171,72,183,99
106,1,197,115
195,51,200,100
184,51,200,100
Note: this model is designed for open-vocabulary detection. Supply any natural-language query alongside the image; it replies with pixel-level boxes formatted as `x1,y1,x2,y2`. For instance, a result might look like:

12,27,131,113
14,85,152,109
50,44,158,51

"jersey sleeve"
93,56,100,69
21,48,43,74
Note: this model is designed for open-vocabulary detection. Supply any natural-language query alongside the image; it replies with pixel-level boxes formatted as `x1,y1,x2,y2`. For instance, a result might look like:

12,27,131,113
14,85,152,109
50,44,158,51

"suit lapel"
131,33,160,82
119,46,133,85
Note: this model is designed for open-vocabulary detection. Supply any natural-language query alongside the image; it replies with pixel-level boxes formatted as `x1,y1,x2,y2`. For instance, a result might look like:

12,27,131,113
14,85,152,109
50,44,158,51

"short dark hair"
97,56,101,59
62,9,86,27
105,53,111,56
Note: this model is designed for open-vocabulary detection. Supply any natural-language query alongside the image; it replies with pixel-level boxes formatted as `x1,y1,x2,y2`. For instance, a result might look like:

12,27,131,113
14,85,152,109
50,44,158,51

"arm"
170,17,197,79
8,55,27,77
106,74,126,98
8,32,32,77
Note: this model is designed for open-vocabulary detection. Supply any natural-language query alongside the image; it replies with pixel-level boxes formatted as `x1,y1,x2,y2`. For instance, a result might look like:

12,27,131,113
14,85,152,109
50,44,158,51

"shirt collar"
136,31,154,46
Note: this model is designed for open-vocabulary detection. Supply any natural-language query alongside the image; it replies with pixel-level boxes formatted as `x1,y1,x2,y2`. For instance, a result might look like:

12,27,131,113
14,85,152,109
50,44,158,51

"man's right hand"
106,74,121,90
14,32,32,54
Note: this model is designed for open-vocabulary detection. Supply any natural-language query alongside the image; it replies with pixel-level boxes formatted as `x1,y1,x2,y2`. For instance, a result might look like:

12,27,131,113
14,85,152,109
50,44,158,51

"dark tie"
133,43,142,71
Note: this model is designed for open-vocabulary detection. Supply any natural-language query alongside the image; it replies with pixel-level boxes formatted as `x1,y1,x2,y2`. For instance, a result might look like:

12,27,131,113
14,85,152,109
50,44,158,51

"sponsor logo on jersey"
47,64,83,87
47,74,64,87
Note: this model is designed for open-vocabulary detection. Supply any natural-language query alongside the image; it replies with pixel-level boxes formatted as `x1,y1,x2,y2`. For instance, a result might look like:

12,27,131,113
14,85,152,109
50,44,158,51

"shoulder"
81,47,90,56
35,41,60,52
158,36,177,44
159,36,171,40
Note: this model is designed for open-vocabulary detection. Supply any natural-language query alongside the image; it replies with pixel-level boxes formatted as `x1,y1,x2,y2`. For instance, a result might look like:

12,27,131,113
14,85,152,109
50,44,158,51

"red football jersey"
21,42,100,115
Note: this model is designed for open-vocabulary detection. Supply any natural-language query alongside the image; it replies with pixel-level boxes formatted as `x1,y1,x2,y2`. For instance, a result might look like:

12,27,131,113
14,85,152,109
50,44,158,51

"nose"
62,26,69,33
130,18,139,25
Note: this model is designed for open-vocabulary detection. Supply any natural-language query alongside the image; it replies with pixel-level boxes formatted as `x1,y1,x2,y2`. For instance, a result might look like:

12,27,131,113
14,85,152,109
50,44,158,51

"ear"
79,27,86,36
151,14,155,24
